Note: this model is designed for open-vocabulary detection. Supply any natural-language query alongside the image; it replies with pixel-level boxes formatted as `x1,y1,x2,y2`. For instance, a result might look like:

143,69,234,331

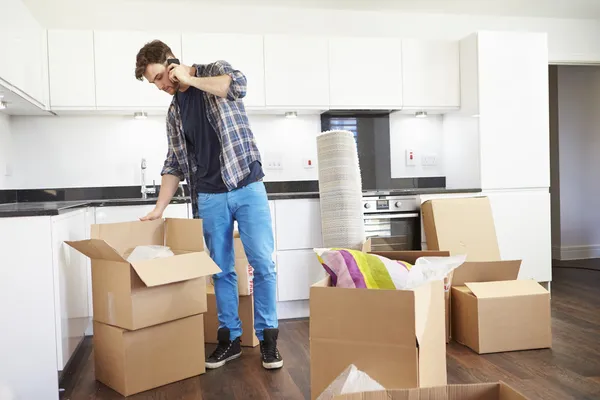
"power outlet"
265,154,283,170
421,153,438,167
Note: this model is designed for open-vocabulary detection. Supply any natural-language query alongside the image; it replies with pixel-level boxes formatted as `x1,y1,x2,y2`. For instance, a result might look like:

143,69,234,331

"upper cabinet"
401,39,460,110
475,31,550,190
329,37,403,109
0,0,47,107
94,31,181,109
181,33,265,108
48,30,96,109
264,35,330,109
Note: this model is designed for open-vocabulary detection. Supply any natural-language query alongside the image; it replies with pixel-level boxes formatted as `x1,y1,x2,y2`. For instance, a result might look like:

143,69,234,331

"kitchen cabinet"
274,199,322,250
329,37,403,109
0,0,47,107
475,31,550,190
485,189,552,283
263,35,329,109
276,249,326,302
0,216,59,400
94,31,181,109
50,208,92,370
181,33,265,108
94,203,189,224
401,39,460,110
48,30,96,109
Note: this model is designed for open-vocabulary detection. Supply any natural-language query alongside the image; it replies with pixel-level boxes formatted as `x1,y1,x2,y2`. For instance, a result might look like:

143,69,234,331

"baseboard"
556,245,600,260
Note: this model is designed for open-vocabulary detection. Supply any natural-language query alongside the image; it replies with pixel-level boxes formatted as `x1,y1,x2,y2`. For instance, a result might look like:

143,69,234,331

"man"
135,40,282,370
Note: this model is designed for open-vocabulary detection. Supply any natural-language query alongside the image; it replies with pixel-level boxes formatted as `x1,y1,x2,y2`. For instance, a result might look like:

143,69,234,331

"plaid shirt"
161,61,262,218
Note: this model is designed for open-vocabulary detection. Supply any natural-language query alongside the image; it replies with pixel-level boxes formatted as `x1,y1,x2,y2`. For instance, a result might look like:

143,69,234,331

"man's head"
135,40,178,95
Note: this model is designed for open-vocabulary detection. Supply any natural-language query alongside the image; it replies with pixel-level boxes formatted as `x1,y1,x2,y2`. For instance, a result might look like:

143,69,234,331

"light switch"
406,149,416,166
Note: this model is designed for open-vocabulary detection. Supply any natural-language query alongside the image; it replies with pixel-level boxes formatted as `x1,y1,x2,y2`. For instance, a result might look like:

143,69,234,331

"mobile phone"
167,58,180,66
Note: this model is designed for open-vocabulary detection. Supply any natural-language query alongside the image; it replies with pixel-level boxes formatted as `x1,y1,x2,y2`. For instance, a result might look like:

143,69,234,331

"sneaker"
260,328,283,369
205,328,242,369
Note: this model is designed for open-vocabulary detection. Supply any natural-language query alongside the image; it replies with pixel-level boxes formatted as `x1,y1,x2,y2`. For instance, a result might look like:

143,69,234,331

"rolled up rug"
316,130,365,250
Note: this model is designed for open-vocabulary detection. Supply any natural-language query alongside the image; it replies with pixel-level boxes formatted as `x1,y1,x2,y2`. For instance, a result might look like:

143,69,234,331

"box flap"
130,252,220,287
165,218,205,252
465,280,548,299
65,239,127,262
422,197,501,261
91,219,165,255
453,260,521,286
333,383,503,399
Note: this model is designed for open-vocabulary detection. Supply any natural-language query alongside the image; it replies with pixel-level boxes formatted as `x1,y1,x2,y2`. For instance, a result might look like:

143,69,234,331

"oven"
363,195,421,251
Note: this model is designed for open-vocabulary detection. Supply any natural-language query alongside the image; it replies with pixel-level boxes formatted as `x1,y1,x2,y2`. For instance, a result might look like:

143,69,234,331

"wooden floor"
60,264,600,400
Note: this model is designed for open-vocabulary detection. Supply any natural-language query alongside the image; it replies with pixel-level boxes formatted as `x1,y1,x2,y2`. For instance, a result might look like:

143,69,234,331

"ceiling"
22,0,600,20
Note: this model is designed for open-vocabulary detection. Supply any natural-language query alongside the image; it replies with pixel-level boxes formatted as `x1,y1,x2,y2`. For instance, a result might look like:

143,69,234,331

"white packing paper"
126,245,174,263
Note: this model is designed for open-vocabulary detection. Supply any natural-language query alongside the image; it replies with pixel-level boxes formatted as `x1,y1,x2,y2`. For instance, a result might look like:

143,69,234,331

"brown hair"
135,40,174,81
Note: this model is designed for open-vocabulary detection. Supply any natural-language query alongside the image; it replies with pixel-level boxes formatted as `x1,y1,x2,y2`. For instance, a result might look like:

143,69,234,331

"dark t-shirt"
176,86,264,193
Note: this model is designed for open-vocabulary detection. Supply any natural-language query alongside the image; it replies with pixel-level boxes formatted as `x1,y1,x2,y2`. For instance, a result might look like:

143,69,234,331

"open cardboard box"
309,242,449,400
66,218,221,330
422,196,551,352
332,382,530,400
452,261,551,354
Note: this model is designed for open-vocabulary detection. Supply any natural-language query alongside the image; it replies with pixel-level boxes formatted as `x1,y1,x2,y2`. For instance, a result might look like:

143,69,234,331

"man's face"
144,63,178,95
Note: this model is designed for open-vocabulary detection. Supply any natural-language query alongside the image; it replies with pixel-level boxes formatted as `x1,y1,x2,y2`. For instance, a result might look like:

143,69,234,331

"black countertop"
0,188,482,218
0,197,190,218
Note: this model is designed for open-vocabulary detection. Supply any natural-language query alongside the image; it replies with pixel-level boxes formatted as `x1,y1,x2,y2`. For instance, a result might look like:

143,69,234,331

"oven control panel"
362,196,418,213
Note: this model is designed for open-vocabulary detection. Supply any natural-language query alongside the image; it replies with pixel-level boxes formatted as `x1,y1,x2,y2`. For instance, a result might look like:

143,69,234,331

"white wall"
8,114,321,188
22,0,600,63
555,65,600,258
0,114,14,189
389,113,444,179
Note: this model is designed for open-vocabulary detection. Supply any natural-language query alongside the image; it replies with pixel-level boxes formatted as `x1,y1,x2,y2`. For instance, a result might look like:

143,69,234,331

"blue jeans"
197,181,277,341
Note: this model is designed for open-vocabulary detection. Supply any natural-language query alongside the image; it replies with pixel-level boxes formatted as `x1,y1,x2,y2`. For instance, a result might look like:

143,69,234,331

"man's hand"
140,207,163,221
168,64,192,86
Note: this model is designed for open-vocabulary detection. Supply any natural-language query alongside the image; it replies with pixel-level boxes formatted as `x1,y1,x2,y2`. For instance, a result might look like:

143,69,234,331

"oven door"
364,212,421,251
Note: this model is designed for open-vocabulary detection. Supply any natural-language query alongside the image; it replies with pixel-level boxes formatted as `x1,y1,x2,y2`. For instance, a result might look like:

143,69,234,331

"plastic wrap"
126,245,175,263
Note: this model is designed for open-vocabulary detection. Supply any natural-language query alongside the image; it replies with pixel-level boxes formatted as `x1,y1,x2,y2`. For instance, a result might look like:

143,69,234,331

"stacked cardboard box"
422,197,552,354
204,231,259,347
67,218,220,396
309,241,449,400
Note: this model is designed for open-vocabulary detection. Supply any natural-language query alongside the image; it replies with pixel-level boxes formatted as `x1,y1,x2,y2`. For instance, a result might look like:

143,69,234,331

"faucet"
140,158,156,199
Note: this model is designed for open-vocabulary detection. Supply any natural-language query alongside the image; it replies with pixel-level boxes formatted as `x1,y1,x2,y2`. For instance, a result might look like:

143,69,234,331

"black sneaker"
205,328,242,369
260,328,283,369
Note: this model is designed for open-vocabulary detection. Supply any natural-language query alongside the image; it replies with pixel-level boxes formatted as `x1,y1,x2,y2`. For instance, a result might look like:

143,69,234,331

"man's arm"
170,60,247,101
140,140,184,221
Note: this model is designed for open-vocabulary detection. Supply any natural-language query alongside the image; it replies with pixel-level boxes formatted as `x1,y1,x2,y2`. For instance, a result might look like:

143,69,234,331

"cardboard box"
94,314,205,397
66,218,220,330
452,261,552,354
421,196,522,343
204,285,259,347
332,382,530,400
233,232,253,296
310,251,448,400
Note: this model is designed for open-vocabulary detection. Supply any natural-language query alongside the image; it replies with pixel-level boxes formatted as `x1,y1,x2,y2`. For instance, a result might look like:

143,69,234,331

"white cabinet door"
276,249,326,301
51,209,90,370
274,199,323,250
0,217,58,400
94,31,181,109
329,37,402,109
485,190,552,283
48,30,96,109
162,203,189,219
402,39,460,110
0,0,47,106
477,32,550,190
181,33,265,108
264,35,329,108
